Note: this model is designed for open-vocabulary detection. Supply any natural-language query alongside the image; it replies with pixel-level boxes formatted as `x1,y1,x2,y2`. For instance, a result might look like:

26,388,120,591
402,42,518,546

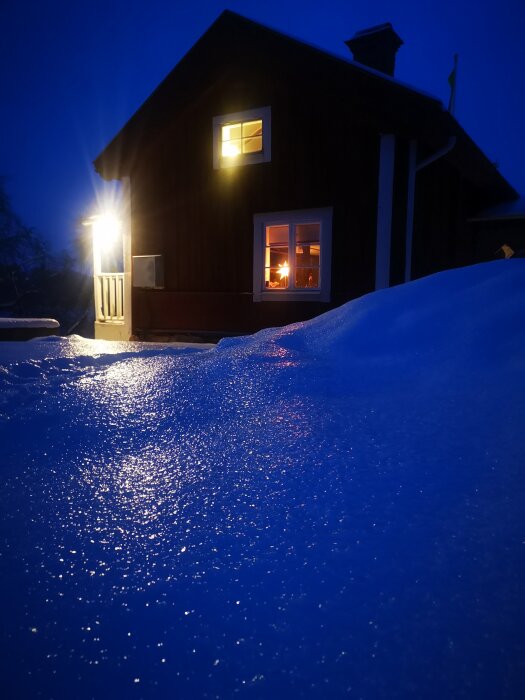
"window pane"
295,223,320,244
265,267,289,288
264,223,288,289
296,243,320,258
242,120,262,138
266,225,288,246
295,237,320,288
222,139,241,157
295,266,319,288
222,123,242,141
268,245,288,266
221,120,263,158
243,135,263,153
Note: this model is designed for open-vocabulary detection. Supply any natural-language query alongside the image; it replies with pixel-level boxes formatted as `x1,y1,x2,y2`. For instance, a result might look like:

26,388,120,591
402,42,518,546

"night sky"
1,0,524,253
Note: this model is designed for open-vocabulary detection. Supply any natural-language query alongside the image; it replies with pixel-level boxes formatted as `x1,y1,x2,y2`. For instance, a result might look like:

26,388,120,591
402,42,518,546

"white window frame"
253,207,333,302
213,106,271,169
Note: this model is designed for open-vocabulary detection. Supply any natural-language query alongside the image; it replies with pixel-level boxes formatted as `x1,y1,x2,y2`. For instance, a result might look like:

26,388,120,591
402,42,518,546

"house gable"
94,10,516,205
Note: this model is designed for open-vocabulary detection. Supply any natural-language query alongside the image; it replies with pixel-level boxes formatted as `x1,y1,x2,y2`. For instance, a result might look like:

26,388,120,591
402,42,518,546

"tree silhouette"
0,178,50,310
0,179,93,334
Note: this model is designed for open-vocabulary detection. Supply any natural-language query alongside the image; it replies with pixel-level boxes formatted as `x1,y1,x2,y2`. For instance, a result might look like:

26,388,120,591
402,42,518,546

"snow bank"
0,317,60,328
220,259,525,383
0,261,524,699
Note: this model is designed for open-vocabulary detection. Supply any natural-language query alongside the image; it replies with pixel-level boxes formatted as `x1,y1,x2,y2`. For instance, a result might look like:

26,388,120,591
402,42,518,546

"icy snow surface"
0,261,524,699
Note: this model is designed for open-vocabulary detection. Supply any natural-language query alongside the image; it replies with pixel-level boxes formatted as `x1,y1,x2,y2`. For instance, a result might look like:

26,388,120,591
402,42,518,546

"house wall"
130,54,382,335
409,158,486,280
123,30,495,337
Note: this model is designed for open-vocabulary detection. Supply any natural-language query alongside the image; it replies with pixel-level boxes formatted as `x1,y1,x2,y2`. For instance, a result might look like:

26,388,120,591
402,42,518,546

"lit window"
265,225,289,289
253,208,332,302
213,107,271,169
221,120,262,158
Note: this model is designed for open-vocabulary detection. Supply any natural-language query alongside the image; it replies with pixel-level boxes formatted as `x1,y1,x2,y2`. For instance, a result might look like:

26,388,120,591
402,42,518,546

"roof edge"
94,9,446,179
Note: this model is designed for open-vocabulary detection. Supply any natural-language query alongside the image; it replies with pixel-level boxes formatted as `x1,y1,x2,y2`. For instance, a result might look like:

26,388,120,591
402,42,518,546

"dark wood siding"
129,52,383,335
412,159,469,279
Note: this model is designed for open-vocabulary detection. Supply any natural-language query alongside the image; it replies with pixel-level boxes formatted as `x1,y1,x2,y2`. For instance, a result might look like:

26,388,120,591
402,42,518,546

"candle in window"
278,261,289,286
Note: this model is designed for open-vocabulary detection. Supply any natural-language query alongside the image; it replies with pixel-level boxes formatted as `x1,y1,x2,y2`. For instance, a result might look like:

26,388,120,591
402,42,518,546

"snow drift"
0,260,524,699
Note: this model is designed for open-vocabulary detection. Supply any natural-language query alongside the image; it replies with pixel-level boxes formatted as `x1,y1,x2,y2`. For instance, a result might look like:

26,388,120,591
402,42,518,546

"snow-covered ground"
0,260,524,699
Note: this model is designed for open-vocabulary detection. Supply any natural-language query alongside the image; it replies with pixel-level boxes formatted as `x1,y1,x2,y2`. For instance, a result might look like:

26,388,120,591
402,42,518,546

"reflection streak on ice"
33,346,325,606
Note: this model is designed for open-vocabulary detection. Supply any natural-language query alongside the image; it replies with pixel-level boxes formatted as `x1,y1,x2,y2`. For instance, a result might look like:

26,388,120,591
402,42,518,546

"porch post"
121,176,133,340
92,216,102,322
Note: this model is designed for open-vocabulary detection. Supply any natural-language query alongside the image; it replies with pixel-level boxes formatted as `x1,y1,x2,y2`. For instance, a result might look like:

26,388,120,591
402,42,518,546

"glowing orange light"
278,261,289,279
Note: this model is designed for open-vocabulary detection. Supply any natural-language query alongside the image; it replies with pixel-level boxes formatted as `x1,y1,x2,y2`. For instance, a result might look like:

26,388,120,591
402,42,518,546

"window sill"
255,289,330,303
216,152,270,169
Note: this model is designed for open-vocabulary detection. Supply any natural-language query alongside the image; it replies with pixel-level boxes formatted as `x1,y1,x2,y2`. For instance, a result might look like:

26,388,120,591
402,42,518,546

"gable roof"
94,10,517,203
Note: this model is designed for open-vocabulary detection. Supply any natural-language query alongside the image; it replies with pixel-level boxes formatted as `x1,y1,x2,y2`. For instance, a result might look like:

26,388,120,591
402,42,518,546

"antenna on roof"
448,53,459,115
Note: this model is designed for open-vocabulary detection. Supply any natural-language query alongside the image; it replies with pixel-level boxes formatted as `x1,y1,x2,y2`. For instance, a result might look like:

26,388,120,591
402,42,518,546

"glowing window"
221,120,262,158
264,225,289,289
213,107,271,169
295,224,320,289
254,208,332,302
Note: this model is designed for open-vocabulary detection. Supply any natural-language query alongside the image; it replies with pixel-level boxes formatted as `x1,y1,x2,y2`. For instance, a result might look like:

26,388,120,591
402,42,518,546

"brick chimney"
345,23,403,77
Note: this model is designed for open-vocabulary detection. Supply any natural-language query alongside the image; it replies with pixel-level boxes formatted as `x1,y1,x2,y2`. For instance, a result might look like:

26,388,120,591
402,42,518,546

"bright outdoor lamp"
89,212,121,251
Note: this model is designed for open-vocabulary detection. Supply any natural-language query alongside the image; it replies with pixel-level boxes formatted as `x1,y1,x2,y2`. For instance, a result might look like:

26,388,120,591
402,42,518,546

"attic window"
222,120,262,157
253,208,332,302
213,107,271,169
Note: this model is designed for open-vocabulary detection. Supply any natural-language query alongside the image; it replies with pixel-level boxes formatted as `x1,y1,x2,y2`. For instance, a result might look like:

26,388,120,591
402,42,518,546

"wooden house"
93,11,518,341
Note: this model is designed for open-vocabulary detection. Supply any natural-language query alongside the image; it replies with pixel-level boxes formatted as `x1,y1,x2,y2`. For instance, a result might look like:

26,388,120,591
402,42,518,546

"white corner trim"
404,140,417,283
375,134,396,290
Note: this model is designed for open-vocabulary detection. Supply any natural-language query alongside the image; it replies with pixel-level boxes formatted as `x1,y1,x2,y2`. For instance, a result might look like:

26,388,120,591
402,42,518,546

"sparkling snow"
0,261,524,699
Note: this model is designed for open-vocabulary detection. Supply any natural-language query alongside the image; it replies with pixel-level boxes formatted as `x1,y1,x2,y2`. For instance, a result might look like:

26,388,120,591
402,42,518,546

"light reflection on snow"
22,350,328,610
1,262,524,698
0,335,400,696
76,356,167,423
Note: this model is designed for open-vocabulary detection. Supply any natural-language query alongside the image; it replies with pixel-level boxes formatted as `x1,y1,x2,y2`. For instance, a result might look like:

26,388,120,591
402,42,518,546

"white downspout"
416,136,456,172
375,134,396,290
404,136,457,282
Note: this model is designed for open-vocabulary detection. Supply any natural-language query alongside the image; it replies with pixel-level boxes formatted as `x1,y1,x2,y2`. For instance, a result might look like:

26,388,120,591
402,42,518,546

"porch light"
87,212,121,252
83,208,123,279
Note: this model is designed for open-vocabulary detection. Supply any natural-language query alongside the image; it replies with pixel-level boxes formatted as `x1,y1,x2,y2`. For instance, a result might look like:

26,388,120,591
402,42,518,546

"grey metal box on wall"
132,255,164,288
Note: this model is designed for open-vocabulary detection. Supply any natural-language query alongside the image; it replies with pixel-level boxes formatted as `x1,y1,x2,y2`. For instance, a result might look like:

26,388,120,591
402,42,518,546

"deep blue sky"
1,0,524,252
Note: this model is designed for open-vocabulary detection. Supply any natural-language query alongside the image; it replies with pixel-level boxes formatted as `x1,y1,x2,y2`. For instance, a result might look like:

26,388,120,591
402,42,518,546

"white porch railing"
95,273,125,322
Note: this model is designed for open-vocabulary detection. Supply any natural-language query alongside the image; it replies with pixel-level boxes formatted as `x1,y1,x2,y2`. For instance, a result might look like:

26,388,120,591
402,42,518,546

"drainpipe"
404,136,456,282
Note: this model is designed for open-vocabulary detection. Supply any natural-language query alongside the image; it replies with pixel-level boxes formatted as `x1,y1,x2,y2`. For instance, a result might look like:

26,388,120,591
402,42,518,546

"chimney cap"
345,23,403,76
347,23,403,48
